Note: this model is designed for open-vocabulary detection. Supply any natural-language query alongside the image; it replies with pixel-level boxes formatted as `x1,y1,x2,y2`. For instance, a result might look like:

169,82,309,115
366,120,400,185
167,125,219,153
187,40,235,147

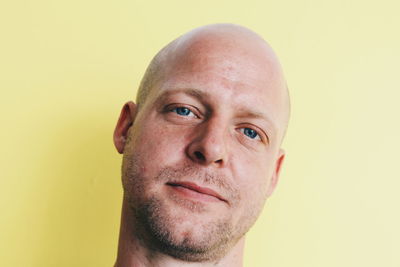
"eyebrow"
155,88,210,104
155,88,278,134
235,108,278,135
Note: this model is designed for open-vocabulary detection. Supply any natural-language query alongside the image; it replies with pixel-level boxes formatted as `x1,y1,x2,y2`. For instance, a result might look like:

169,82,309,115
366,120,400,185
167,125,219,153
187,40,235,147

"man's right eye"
171,107,197,117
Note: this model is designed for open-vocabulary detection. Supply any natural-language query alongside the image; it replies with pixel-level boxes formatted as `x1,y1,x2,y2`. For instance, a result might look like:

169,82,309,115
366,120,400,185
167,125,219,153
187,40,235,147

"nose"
186,119,228,167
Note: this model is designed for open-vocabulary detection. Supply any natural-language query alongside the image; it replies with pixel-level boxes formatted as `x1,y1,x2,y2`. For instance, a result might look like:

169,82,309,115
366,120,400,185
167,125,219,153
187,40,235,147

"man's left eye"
240,127,261,140
171,107,196,117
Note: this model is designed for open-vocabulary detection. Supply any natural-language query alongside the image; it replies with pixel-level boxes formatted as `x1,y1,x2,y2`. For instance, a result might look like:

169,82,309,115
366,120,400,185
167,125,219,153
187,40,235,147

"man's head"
114,23,290,263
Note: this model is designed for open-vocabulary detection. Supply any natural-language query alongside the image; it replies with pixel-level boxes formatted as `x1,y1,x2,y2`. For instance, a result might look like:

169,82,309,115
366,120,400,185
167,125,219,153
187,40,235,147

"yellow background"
1,0,399,266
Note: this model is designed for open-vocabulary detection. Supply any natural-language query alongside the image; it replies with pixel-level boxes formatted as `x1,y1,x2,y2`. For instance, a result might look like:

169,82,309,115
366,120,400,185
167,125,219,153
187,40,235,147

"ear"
113,101,138,154
266,148,286,197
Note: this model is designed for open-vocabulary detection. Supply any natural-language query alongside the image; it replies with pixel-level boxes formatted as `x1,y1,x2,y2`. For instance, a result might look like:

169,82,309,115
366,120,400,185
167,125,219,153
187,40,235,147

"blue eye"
241,128,259,139
172,107,194,117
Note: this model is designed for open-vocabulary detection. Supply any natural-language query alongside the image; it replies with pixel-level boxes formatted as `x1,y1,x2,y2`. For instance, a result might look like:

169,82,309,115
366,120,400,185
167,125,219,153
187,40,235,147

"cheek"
231,152,276,204
122,123,190,202
129,123,190,175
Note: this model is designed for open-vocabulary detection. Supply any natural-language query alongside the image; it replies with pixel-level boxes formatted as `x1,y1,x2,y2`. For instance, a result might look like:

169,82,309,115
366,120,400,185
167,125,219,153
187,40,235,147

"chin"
133,195,237,262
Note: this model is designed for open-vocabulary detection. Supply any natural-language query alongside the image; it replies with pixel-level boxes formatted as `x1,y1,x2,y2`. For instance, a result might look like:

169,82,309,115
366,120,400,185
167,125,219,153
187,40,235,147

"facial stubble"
122,152,263,262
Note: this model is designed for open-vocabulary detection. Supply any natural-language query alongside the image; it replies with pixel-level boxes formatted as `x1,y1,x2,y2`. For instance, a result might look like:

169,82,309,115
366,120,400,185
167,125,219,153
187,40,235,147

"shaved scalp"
136,23,290,141
116,24,292,265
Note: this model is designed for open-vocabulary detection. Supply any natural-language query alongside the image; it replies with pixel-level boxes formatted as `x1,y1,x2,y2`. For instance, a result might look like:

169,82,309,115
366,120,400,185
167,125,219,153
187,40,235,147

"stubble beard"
122,152,262,262
133,196,234,262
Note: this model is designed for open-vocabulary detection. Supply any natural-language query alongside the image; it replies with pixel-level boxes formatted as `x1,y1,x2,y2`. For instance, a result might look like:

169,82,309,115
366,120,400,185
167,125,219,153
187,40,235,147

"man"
113,23,290,266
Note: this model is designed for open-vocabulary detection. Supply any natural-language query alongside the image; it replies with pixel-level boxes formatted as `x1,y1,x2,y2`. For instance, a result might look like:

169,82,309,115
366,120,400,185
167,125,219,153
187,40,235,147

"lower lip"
166,184,222,203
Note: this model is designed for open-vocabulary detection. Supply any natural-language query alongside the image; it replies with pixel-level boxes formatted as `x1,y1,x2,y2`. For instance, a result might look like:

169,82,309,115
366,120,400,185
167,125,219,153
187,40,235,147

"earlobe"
266,148,285,197
113,101,138,154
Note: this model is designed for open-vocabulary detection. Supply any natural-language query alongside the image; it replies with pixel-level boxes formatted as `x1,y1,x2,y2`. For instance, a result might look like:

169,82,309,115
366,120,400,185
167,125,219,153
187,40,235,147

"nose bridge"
189,116,229,165
203,116,227,150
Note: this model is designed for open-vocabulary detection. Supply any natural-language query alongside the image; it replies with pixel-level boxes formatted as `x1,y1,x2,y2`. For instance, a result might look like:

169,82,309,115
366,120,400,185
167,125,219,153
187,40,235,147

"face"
115,40,286,262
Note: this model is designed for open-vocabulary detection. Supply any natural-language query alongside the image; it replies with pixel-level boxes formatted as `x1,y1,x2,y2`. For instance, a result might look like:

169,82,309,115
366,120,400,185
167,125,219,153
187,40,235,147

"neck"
114,199,245,267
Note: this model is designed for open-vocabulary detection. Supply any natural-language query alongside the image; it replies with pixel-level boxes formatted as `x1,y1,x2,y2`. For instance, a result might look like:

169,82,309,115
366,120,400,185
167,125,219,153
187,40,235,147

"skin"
113,24,290,267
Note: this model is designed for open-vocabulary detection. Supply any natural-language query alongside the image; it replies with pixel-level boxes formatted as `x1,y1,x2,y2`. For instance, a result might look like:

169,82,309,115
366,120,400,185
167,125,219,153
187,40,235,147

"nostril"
194,151,206,161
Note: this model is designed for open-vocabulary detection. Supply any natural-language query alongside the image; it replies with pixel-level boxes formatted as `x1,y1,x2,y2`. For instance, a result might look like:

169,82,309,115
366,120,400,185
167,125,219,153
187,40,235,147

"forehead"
168,53,282,109
167,37,280,86
163,34,284,100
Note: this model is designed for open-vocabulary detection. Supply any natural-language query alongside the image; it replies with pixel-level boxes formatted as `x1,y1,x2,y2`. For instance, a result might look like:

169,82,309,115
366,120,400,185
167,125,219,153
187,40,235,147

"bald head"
136,23,290,141
115,24,291,264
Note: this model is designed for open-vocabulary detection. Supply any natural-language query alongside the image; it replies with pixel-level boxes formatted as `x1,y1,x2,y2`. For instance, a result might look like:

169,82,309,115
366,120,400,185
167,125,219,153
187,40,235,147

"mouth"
166,181,227,203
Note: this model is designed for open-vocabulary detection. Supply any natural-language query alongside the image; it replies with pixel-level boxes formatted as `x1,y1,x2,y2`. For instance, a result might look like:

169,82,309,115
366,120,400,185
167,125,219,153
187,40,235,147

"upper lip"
166,181,227,203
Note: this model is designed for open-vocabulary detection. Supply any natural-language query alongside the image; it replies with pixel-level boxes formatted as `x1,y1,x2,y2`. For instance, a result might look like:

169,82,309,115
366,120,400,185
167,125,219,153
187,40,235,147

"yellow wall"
1,0,399,266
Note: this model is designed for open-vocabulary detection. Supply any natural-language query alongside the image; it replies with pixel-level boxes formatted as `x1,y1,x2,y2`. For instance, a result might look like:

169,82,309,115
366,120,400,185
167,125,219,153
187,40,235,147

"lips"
166,181,227,203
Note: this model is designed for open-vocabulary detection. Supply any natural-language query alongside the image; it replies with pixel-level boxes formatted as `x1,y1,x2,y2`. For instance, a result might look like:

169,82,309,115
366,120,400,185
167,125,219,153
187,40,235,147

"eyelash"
167,105,266,143
238,127,261,141
170,106,198,118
